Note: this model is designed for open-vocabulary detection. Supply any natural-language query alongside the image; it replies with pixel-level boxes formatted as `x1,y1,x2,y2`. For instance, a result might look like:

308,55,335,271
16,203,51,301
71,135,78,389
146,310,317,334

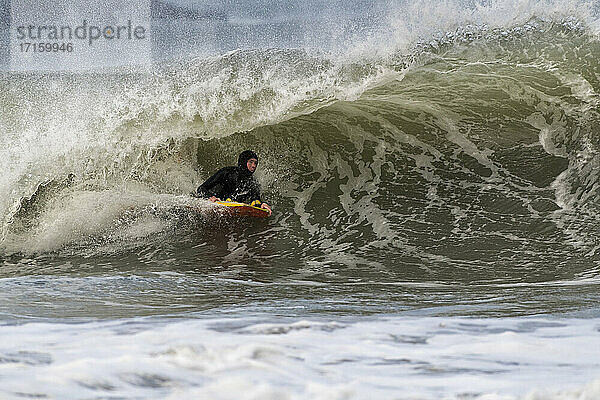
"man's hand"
209,196,221,202
261,202,272,216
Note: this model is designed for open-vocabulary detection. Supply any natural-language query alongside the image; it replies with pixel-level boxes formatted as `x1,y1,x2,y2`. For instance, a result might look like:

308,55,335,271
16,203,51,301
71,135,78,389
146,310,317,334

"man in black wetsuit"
195,150,272,216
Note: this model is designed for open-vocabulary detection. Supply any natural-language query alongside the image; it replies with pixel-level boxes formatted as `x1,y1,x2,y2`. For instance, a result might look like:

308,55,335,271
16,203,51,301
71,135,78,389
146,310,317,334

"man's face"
246,158,258,173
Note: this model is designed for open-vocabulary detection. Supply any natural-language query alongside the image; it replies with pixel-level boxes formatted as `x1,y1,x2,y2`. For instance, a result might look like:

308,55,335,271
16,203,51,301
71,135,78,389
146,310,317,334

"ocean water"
1,0,600,398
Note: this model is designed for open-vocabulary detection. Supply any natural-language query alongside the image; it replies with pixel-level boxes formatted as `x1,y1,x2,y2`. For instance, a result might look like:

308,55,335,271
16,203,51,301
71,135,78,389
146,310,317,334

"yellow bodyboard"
214,200,270,218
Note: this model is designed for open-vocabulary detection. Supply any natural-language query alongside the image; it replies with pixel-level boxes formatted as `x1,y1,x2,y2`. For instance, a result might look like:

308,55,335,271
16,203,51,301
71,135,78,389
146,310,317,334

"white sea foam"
0,316,598,399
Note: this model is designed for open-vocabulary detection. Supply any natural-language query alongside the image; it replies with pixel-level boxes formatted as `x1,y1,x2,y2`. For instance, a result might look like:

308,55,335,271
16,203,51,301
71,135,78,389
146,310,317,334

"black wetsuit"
196,150,262,204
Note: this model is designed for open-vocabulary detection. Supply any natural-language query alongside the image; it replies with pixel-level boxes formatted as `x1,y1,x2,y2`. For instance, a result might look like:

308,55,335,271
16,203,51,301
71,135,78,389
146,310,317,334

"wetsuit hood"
238,150,258,176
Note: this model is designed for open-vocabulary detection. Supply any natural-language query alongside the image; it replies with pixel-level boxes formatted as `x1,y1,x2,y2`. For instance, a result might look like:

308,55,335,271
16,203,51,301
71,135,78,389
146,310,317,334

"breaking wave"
1,0,599,281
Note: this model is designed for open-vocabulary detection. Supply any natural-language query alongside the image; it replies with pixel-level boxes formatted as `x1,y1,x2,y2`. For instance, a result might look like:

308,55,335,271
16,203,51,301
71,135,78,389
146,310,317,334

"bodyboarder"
195,150,272,216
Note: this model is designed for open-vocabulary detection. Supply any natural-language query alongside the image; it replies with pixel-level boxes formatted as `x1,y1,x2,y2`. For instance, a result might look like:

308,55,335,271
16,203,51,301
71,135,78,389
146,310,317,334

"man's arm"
250,179,272,216
196,168,227,199
249,178,262,203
